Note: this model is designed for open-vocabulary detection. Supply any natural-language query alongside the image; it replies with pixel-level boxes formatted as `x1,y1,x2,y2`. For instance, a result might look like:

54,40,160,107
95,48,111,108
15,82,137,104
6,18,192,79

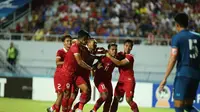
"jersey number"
101,84,106,90
57,84,61,90
189,39,199,59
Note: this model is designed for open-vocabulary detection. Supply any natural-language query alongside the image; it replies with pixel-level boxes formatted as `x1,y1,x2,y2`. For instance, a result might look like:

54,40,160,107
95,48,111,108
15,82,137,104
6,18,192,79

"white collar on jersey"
63,47,68,52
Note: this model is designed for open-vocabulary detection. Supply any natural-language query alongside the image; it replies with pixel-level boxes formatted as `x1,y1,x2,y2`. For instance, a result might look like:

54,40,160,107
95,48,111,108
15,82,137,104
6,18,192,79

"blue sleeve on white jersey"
171,35,179,48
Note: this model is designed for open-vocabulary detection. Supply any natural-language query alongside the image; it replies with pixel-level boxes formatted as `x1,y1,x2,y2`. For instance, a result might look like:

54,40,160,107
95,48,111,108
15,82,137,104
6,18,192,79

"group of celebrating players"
47,30,139,112
46,12,200,112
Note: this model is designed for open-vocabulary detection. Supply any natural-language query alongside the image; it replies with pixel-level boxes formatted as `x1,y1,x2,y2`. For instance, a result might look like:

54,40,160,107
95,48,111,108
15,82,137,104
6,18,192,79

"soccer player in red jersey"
68,38,97,112
61,30,94,112
108,39,139,112
90,43,117,112
47,35,72,112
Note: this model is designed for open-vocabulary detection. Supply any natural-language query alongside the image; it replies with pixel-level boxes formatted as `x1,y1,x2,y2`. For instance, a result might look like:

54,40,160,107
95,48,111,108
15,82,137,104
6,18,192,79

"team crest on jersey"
66,83,70,89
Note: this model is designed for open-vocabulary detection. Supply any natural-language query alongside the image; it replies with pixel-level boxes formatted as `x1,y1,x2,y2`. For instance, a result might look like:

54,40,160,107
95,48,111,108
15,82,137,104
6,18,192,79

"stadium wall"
0,40,176,73
0,77,32,99
32,77,153,107
32,77,200,109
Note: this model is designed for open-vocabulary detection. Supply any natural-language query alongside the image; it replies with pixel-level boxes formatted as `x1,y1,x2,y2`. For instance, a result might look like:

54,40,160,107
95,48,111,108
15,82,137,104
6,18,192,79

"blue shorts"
173,76,199,100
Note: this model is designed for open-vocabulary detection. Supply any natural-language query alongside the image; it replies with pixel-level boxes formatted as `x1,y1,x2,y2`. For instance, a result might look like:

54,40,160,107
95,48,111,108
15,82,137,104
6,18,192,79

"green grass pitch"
0,98,174,112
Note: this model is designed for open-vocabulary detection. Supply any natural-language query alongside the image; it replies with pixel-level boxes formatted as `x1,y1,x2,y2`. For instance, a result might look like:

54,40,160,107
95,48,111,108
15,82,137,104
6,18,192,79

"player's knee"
102,95,108,101
114,96,121,102
70,93,76,99
57,92,63,98
126,97,132,104
80,85,88,93
174,100,184,108
101,93,108,101
64,90,70,98
57,91,63,96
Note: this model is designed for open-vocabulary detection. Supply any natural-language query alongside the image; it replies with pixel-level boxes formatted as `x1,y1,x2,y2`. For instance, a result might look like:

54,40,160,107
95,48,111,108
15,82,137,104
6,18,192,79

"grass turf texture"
0,98,173,112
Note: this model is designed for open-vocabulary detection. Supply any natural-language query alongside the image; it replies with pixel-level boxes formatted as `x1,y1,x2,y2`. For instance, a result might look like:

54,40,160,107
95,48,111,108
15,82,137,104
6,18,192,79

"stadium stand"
0,0,200,44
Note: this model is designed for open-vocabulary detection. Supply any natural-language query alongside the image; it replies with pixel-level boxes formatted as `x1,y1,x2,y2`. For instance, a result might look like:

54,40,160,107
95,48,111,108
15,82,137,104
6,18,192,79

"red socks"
67,97,76,111
93,97,104,111
73,102,79,111
78,92,88,110
130,101,139,112
52,104,60,112
61,97,69,112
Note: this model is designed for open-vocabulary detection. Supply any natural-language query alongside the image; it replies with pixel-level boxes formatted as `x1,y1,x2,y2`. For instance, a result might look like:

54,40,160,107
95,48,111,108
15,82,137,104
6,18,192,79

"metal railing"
0,2,31,30
0,32,172,45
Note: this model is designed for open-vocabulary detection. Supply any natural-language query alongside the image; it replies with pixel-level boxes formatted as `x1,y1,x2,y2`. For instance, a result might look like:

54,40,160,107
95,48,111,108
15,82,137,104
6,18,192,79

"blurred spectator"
6,0,199,44
33,29,44,41
45,7,54,17
183,3,191,14
0,17,6,24
110,14,119,26
6,42,18,71
107,31,118,43
16,23,22,33
147,32,155,45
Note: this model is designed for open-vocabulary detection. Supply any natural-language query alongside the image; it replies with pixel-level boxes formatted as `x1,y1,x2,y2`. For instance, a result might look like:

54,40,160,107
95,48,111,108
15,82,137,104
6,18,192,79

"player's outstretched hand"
159,79,167,92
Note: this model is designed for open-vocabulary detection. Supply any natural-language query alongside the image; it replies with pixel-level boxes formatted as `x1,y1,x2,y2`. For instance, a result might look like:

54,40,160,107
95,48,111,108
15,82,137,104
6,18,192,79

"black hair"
108,43,117,49
174,13,189,28
124,39,133,47
61,35,72,42
77,30,90,39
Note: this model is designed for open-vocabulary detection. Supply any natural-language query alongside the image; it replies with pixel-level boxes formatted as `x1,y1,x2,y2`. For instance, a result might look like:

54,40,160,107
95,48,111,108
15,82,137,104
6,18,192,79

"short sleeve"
56,50,62,58
71,43,80,54
171,35,179,48
125,54,134,62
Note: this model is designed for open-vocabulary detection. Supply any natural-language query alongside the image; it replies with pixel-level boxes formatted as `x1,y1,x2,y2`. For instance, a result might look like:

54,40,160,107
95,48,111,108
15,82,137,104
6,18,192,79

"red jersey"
54,48,68,92
62,43,80,75
75,46,95,77
95,56,115,82
117,52,134,81
56,48,68,69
